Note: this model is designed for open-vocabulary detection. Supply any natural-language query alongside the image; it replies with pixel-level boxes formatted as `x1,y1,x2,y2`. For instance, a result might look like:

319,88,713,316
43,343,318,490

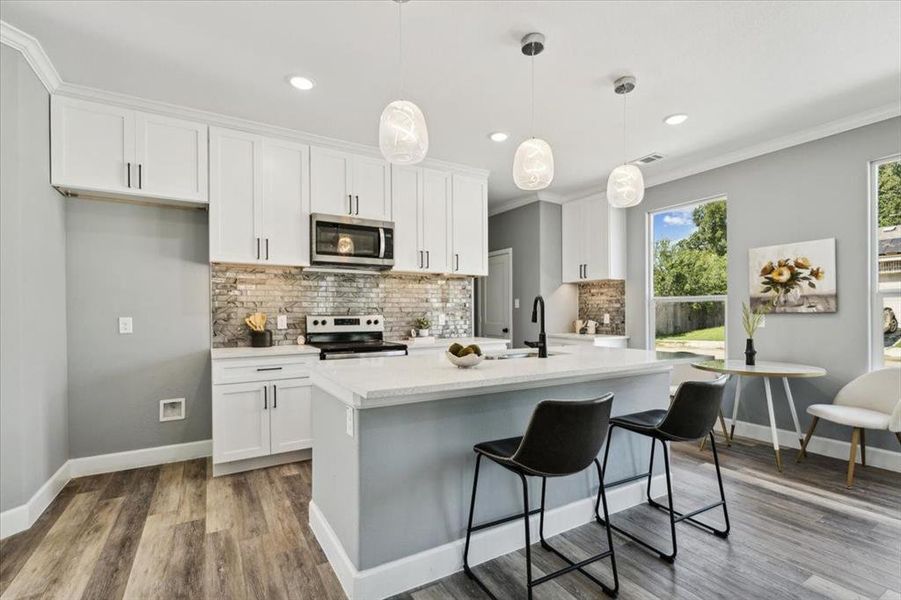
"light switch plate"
277,314,288,330
603,313,611,325
514,298,520,309
118,317,133,334
758,316,766,328
345,406,354,437
438,313,447,326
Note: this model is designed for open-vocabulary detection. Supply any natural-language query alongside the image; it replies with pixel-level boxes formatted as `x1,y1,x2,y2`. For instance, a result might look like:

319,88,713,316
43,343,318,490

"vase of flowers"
741,301,770,366
758,257,824,309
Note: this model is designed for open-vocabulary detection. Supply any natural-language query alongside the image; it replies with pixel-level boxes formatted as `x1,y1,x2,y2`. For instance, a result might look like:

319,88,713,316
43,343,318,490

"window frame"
868,154,901,370
645,194,729,354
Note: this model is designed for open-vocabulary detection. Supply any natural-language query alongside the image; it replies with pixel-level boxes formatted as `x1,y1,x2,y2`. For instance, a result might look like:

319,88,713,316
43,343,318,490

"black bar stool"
463,394,619,599
598,375,730,563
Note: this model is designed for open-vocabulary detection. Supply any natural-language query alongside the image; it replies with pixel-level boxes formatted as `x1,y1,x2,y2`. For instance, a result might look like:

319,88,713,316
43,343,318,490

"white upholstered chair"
797,368,901,487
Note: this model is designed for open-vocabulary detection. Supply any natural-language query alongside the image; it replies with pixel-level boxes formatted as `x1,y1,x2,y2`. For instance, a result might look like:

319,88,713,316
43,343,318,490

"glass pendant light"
379,0,428,165
513,33,554,191
607,76,644,208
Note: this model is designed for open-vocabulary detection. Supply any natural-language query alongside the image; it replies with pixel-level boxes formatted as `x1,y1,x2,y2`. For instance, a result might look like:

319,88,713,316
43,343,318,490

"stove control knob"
366,319,372,325
373,319,379,325
321,319,328,326
313,320,319,326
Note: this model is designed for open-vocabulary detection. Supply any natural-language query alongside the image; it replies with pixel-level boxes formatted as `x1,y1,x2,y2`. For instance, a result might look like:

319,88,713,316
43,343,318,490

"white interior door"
269,379,313,454
209,127,261,264
310,147,353,216
135,112,208,202
212,382,270,464
481,249,513,339
261,139,310,266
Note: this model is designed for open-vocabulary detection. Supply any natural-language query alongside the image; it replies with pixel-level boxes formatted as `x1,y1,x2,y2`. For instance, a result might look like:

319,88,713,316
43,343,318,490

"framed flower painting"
749,238,836,313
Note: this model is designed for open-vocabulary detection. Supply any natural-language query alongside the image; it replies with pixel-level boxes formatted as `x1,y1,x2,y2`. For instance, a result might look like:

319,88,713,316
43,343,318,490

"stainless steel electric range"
305,314,408,360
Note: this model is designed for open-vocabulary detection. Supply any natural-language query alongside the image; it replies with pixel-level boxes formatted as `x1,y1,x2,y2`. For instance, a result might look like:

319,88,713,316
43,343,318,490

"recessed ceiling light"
289,76,315,91
664,113,688,125
489,132,509,142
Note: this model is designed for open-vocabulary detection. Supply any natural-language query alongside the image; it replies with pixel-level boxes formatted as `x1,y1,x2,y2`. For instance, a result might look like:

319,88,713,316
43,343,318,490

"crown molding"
56,81,490,178
487,190,565,216
0,20,62,92
556,102,901,204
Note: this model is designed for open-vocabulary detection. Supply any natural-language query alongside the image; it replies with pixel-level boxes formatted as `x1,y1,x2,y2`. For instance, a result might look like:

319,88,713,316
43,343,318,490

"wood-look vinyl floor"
1,436,899,599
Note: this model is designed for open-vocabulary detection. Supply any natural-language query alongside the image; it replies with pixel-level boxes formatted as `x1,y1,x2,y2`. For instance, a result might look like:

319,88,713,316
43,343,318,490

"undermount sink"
485,349,562,360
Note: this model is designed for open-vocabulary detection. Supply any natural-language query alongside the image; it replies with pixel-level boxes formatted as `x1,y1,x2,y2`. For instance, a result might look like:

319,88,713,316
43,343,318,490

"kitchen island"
309,346,675,599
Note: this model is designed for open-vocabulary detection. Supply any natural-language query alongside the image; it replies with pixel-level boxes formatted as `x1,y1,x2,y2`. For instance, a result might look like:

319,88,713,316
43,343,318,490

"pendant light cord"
530,51,535,138
621,93,627,165
397,0,404,99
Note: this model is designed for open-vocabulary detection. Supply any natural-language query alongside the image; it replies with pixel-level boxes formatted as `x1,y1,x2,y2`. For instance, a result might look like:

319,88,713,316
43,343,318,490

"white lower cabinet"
212,373,313,465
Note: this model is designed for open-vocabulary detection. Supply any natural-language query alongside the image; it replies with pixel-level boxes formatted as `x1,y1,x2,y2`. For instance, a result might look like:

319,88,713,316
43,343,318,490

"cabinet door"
391,165,423,271
421,169,451,273
353,156,391,220
209,127,262,264
261,139,310,266
212,382,271,464
134,112,208,203
51,96,135,193
583,198,608,281
450,174,488,276
310,147,354,216
269,379,313,454
561,200,583,283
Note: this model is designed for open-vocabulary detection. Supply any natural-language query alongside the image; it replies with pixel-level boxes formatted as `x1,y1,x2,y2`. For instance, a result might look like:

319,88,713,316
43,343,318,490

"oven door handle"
378,227,386,259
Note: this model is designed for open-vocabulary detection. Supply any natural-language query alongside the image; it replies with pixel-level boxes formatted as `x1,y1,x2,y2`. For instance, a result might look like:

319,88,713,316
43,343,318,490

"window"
872,156,901,369
649,197,727,358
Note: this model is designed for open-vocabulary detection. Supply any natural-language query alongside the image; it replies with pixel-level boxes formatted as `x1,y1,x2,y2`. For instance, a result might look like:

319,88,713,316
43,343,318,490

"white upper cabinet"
310,147,391,220
391,165,423,271
51,96,208,206
209,127,310,266
561,196,626,283
135,112,208,203
421,169,451,273
451,174,488,276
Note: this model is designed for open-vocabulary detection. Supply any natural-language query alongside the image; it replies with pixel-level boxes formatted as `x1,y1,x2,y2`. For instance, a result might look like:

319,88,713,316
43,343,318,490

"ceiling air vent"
633,153,664,165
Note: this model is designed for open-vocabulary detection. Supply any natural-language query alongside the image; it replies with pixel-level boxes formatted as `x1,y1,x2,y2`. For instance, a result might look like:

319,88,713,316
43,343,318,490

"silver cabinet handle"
138,164,142,189
256,238,260,260
348,194,353,214
127,162,131,188
263,385,268,410
455,253,460,272
580,264,584,279
256,366,282,372
425,250,430,269
419,250,424,268
273,384,277,409
265,238,270,260
355,195,360,215
584,264,588,279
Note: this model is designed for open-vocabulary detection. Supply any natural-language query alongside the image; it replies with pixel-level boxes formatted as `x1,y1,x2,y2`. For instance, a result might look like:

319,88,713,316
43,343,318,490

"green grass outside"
658,325,726,342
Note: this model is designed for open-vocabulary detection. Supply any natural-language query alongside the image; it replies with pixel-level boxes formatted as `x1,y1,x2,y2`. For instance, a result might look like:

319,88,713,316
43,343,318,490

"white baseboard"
310,475,666,600
728,419,901,473
212,448,311,477
0,460,70,539
0,439,212,539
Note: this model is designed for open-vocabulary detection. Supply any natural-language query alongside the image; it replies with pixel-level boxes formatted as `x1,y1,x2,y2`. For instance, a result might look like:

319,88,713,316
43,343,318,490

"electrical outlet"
345,406,355,437
603,313,611,325
758,316,766,328
438,313,447,326
277,314,288,330
118,317,133,334
514,298,520,309
159,398,185,421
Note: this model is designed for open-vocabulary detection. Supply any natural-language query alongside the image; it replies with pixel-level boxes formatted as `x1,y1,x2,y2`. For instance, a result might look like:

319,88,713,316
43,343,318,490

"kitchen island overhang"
309,348,675,600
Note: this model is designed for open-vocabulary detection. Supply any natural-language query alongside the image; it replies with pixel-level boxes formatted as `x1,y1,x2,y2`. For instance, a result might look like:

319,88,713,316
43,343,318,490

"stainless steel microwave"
310,213,394,269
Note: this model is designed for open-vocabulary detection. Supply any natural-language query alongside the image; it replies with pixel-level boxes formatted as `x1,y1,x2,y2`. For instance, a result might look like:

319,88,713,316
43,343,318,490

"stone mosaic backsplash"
578,280,626,336
211,264,474,347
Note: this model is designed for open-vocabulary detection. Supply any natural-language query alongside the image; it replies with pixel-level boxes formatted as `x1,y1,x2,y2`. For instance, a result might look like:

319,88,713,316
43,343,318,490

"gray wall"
0,45,69,510
488,201,576,347
66,199,211,457
625,117,901,451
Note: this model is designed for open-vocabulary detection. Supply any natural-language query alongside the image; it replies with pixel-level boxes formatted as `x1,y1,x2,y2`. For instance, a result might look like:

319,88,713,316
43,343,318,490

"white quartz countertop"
547,333,630,340
387,337,510,350
210,345,320,360
311,345,673,409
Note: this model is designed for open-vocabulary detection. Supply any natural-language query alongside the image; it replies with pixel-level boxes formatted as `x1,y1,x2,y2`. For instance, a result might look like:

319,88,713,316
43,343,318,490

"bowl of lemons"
446,343,484,368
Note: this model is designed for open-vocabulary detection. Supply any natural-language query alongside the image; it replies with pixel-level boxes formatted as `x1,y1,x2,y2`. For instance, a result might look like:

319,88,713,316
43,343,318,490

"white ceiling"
2,1,899,205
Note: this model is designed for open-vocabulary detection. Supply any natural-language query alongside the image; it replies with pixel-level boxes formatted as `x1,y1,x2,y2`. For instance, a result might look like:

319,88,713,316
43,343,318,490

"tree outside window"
877,160,901,367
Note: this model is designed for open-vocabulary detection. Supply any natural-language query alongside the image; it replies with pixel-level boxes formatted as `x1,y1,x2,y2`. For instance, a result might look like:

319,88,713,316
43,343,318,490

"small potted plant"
741,301,770,365
413,316,431,337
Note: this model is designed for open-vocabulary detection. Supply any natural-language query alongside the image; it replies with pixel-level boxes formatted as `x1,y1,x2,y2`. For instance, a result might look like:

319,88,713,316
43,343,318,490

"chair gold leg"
699,436,707,451
847,428,860,488
860,429,866,467
774,448,783,473
896,432,901,447
797,416,819,463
